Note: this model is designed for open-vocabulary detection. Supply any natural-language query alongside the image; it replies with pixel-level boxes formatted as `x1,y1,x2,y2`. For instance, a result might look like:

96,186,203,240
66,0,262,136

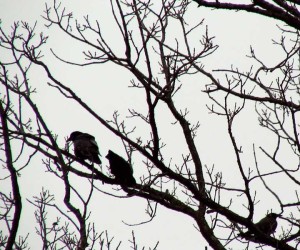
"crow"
67,131,101,164
239,213,279,238
106,150,136,186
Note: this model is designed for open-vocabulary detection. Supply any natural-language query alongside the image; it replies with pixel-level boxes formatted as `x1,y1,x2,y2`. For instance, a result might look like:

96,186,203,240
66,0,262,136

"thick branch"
193,0,300,30
0,102,22,250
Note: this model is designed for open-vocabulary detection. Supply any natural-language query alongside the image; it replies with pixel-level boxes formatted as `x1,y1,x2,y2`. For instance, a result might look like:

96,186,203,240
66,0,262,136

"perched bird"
240,213,279,238
106,150,136,186
67,131,101,164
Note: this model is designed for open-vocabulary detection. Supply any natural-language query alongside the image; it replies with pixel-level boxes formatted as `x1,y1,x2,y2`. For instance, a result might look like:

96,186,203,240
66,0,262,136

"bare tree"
1,0,300,249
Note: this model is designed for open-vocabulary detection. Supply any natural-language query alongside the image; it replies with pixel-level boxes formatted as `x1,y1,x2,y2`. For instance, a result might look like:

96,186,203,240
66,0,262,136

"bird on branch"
239,213,280,238
67,131,101,164
106,150,136,187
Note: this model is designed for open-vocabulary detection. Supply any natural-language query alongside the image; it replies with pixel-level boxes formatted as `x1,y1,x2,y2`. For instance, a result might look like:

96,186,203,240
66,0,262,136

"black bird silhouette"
106,150,136,186
239,213,279,238
67,131,101,164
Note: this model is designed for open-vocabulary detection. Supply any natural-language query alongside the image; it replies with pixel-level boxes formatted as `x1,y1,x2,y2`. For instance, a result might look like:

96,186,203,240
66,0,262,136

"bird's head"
106,150,114,159
67,131,83,142
267,213,280,219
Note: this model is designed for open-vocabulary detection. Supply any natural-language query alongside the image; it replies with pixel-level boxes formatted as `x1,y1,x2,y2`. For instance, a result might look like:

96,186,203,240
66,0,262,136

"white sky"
0,0,297,249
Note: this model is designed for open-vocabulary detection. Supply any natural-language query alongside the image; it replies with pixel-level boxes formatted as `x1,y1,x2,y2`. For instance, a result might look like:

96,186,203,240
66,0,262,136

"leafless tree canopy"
1,0,300,249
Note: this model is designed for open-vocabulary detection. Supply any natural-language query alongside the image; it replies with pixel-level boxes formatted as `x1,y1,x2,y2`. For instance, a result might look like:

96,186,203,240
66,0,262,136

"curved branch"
194,0,300,30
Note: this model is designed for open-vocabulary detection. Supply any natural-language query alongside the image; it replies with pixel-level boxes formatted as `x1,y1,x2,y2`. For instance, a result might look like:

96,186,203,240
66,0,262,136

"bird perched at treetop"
239,213,279,238
67,131,101,164
106,150,136,186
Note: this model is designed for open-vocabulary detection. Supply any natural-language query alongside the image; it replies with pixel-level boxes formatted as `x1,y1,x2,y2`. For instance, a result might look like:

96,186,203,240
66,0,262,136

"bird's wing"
80,133,95,140
79,134,99,151
89,138,99,149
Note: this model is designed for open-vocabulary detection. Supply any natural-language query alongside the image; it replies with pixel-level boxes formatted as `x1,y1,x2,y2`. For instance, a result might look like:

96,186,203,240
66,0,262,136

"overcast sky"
0,0,294,249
